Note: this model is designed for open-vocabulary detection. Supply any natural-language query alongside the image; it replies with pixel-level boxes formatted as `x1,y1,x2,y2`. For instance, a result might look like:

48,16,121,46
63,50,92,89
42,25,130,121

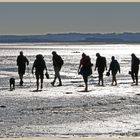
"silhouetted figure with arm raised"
108,56,120,86
32,54,48,91
95,53,107,86
17,51,29,86
131,53,140,85
51,51,64,86
78,53,92,92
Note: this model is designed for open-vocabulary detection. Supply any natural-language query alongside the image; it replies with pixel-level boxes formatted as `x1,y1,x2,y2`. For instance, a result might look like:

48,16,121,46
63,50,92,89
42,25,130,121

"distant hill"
0,32,140,43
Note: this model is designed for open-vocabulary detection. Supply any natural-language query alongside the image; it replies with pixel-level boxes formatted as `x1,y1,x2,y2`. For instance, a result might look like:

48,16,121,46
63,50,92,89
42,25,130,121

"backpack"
58,56,64,66
114,60,120,71
135,57,140,66
35,54,46,71
102,57,106,68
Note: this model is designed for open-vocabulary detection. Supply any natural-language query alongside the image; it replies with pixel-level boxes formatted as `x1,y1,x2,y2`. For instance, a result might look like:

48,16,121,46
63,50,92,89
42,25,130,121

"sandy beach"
0,44,140,138
0,78,140,138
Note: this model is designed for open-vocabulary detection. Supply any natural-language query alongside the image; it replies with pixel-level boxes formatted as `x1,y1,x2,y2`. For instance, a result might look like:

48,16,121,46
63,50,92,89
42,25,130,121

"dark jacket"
95,56,107,71
131,56,140,72
109,60,120,73
17,55,29,74
79,55,92,76
52,54,64,67
80,55,91,67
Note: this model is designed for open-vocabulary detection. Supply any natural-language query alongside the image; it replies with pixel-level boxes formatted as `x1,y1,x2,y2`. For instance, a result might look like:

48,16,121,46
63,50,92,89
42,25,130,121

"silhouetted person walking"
17,51,29,86
32,54,48,91
51,51,64,86
108,56,120,86
131,53,140,85
78,53,92,92
95,53,107,86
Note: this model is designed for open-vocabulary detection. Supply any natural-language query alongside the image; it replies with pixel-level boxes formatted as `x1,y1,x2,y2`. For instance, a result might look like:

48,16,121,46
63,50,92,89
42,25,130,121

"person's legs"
36,79,39,90
52,67,62,86
83,76,88,91
18,67,25,86
135,72,138,85
113,76,117,85
98,69,104,86
111,77,114,85
131,70,135,83
114,72,117,86
57,67,62,86
135,67,139,85
98,71,101,85
98,77,100,85
135,73,138,85
19,74,23,86
99,73,103,86
36,74,39,90
40,74,44,89
40,79,43,89
101,74,104,86
112,71,117,86
56,67,62,86
51,67,57,86
111,71,114,85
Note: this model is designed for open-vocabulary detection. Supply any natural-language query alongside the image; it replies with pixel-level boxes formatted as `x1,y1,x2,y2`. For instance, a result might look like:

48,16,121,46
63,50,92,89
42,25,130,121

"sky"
0,3,140,35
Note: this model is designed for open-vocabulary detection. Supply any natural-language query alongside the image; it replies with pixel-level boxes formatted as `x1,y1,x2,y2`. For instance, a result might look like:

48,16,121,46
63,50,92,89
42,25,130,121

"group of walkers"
78,53,119,91
79,53,140,91
16,51,140,92
17,51,63,91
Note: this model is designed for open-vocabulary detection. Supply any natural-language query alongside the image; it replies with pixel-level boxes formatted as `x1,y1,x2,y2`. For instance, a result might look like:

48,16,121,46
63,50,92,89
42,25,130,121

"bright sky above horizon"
0,3,140,35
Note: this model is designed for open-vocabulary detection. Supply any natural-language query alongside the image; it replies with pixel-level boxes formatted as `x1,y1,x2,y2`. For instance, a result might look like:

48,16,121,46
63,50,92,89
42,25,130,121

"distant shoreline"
1,32,140,44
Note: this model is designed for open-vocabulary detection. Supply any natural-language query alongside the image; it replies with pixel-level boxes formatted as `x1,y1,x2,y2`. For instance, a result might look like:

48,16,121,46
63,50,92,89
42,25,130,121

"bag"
56,55,64,67
90,63,93,67
114,60,120,71
135,58,140,65
128,71,132,75
59,57,64,66
106,71,110,76
45,71,49,79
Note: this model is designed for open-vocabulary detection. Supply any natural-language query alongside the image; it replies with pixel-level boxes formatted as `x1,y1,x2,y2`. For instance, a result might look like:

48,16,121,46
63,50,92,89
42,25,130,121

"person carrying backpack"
108,56,120,86
51,51,64,86
95,53,107,86
32,54,48,91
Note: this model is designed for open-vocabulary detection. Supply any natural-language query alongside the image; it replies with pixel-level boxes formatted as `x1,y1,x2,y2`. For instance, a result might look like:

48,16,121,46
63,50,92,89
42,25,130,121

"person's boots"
20,80,23,86
57,78,62,86
85,87,88,92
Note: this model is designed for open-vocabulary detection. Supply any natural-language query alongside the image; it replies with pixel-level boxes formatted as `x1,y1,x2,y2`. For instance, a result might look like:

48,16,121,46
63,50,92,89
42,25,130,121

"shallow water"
0,43,139,88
